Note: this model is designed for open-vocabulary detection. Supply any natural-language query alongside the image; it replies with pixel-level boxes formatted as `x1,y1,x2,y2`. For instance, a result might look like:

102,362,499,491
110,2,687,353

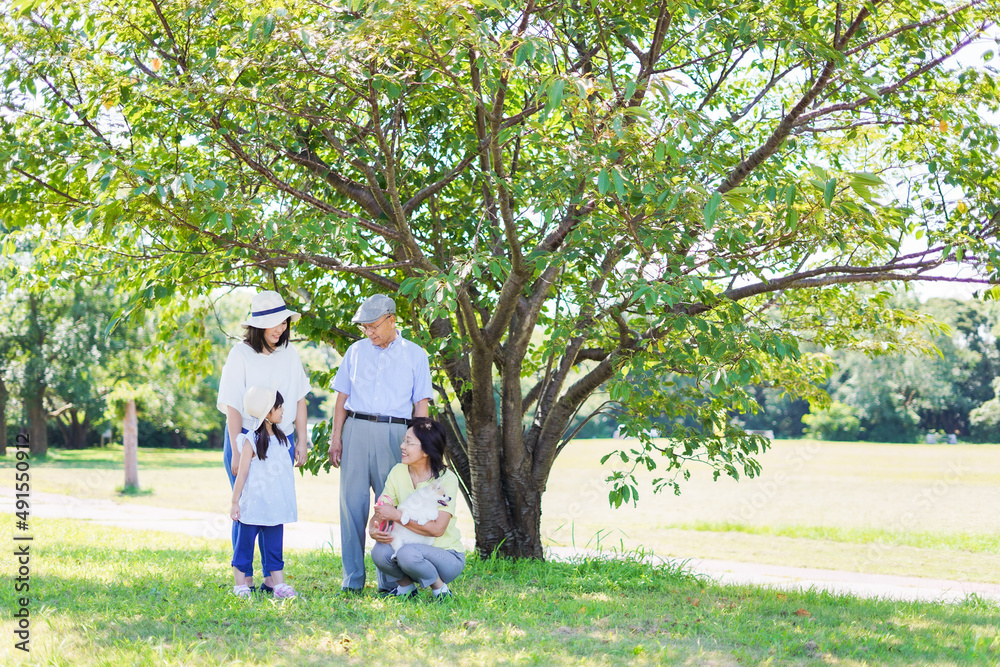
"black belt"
347,411,411,426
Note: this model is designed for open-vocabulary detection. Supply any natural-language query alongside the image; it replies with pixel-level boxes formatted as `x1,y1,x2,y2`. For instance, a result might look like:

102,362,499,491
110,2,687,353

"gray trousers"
339,417,405,591
371,542,466,588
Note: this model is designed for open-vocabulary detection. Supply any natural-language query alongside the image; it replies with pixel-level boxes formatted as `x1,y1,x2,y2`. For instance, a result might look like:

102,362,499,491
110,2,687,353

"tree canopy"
2,0,998,557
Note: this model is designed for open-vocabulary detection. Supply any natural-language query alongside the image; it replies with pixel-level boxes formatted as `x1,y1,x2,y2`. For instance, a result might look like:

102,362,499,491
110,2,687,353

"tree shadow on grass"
12,542,1000,665
695,583,1000,664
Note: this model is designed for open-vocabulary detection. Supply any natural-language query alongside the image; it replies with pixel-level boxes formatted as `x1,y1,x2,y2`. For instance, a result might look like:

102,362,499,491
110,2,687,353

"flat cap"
351,294,396,324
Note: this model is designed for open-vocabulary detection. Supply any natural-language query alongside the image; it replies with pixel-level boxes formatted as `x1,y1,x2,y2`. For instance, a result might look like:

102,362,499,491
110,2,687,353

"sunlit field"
7,438,1000,581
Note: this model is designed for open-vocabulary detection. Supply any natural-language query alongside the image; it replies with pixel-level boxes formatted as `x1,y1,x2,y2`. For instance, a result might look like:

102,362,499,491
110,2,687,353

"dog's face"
424,481,451,507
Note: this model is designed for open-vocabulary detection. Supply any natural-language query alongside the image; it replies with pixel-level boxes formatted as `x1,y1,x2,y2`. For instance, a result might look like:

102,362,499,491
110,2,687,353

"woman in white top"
217,290,311,592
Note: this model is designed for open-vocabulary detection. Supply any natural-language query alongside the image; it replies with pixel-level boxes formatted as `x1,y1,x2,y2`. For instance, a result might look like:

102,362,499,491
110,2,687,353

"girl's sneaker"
232,585,252,599
272,583,297,599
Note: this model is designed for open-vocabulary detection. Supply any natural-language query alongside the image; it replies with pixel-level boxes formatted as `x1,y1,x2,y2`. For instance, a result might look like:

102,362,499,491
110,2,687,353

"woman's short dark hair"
243,317,292,354
410,417,447,479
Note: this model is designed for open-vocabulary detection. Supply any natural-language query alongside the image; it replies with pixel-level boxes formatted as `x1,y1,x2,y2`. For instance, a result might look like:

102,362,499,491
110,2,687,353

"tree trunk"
123,399,139,490
457,342,618,560
503,473,545,558
70,410,90,449
55,414,70,448
0,375,7,456
25,388,47,457
56,410,90,448
463,423,546,559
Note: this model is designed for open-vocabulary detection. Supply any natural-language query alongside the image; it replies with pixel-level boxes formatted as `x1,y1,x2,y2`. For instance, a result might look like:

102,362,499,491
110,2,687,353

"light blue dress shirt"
332,332,433,418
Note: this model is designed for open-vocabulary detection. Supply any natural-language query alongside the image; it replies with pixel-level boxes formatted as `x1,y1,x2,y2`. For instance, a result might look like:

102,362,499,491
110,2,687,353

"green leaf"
546,79,565,112
823,178,836,208
851,172,884,186
703,192,722,229
859,83,882,98
514,41,534,67
597,169,609,195
612,168,624,197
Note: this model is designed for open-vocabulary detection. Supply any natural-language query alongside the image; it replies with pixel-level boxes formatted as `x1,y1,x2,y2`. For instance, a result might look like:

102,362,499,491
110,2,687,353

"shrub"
802,401,861,441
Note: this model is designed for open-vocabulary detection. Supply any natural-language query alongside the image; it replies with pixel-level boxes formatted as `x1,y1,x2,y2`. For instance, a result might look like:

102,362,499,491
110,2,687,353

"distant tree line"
4,286,998,452
0,279,227,456
739,297,1000,443
1,266,335,457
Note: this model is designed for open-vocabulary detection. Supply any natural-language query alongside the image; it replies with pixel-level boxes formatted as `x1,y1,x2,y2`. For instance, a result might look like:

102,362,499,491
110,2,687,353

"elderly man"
328,294,433,594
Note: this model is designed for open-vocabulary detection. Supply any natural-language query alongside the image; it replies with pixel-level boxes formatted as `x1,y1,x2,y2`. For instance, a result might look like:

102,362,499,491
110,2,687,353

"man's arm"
327,391,348,468
412,398,429,419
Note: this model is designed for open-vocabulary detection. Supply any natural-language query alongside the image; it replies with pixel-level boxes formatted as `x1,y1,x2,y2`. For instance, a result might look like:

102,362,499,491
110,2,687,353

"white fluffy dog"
388,481,451,555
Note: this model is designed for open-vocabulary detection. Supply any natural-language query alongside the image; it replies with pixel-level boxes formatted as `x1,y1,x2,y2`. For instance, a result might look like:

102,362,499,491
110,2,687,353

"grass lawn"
1,519,998,666
10,439,1000,582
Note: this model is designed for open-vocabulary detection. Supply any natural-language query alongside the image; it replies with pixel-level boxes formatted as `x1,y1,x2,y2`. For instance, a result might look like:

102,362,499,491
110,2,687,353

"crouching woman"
370,417,465,600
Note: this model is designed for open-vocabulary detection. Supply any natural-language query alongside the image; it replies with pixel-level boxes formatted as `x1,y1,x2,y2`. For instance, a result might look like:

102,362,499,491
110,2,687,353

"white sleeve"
234,432,249,456
410,346,433,403
332,343,355,396
217,346,247,416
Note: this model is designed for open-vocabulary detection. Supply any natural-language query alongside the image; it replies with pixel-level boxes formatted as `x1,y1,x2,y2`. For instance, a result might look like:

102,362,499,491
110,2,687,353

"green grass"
678,522,1000,555
2,519,999,666
19,447,221,469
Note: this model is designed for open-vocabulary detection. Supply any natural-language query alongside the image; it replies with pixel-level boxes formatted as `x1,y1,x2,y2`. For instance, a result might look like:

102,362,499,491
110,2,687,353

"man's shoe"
340,587,364,597
259,583,273,595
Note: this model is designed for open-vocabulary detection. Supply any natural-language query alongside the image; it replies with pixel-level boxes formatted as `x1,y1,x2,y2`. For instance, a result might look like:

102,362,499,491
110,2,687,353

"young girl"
230,386,298,599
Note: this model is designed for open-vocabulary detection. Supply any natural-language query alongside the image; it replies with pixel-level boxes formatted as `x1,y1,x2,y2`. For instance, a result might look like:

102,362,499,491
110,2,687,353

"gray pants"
339,417,405,591
371,542,466,589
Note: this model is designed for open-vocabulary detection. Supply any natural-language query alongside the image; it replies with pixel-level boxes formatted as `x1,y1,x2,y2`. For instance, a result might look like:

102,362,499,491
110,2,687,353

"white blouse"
216,342,311,435
234,433,298,526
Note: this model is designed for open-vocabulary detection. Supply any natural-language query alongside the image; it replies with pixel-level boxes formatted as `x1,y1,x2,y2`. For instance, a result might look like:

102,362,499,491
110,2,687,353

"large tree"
2,0,998,557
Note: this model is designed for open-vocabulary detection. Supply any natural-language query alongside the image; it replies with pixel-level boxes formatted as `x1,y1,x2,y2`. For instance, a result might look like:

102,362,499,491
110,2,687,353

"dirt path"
6,487,998,604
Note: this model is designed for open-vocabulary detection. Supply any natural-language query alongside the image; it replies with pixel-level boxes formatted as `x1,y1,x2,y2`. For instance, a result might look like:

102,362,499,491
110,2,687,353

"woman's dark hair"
243,317,292,354
253,391,288,460
410,417,447,479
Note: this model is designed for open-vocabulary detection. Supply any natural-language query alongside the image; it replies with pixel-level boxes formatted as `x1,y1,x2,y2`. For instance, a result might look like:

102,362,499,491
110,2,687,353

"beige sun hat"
243,386,277,425
242,290,301,329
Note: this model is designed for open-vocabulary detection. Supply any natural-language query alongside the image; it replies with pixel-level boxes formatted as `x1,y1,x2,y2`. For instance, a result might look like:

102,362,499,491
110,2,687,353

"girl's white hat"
242,291,301,329
243,386,277,427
